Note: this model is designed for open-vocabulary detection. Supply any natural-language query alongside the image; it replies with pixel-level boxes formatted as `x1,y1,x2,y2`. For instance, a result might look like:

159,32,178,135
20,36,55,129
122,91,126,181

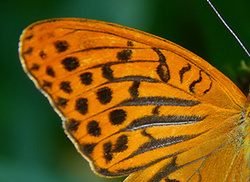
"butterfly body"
19,18,250,181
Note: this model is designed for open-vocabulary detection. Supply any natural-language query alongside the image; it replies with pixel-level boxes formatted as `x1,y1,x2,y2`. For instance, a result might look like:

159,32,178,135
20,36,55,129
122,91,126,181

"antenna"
206,0,250,57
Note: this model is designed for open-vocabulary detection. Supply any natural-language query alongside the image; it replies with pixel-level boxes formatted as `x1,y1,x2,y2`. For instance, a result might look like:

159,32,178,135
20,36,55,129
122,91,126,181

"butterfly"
19,18,250,181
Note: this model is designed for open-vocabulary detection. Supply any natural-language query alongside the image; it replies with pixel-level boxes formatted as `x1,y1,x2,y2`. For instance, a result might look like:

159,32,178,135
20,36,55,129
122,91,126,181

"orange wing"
19,18,250,181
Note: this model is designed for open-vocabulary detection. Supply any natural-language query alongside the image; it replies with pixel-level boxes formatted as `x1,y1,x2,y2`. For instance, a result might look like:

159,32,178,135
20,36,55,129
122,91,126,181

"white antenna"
206,0,250,57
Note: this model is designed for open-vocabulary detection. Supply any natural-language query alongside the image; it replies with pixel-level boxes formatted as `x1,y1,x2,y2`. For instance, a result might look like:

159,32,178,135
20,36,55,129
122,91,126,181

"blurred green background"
1,0,250,182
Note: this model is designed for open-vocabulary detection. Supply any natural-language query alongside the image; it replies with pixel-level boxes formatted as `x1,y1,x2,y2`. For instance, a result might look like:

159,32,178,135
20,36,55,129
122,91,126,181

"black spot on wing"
60,81,72,93
80,72,93,85
23,47,33,54
46,66,55,77
129,81,140,98
103,142,113,163
56,97,68,108
25,34,33,40
102,64,114,80
87,120,101,137
42,80,52,88
127,41,134,47
62,57,80,71
81,143,97,157
30,63,40,70
117,49,132,61
109,109,127,125
39,50,46,59
67,119,81,132
96,87,112,104
152,105,160,115
54,40,69,52
113,135,128,152
75,98,88,115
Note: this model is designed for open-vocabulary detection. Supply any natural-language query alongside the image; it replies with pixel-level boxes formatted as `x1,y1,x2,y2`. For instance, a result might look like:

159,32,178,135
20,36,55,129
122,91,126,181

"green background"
1,0,250,182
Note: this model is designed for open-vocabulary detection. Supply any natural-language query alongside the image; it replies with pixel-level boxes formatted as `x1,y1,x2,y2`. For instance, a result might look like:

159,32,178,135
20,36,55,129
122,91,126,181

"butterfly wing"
19,18,249,181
